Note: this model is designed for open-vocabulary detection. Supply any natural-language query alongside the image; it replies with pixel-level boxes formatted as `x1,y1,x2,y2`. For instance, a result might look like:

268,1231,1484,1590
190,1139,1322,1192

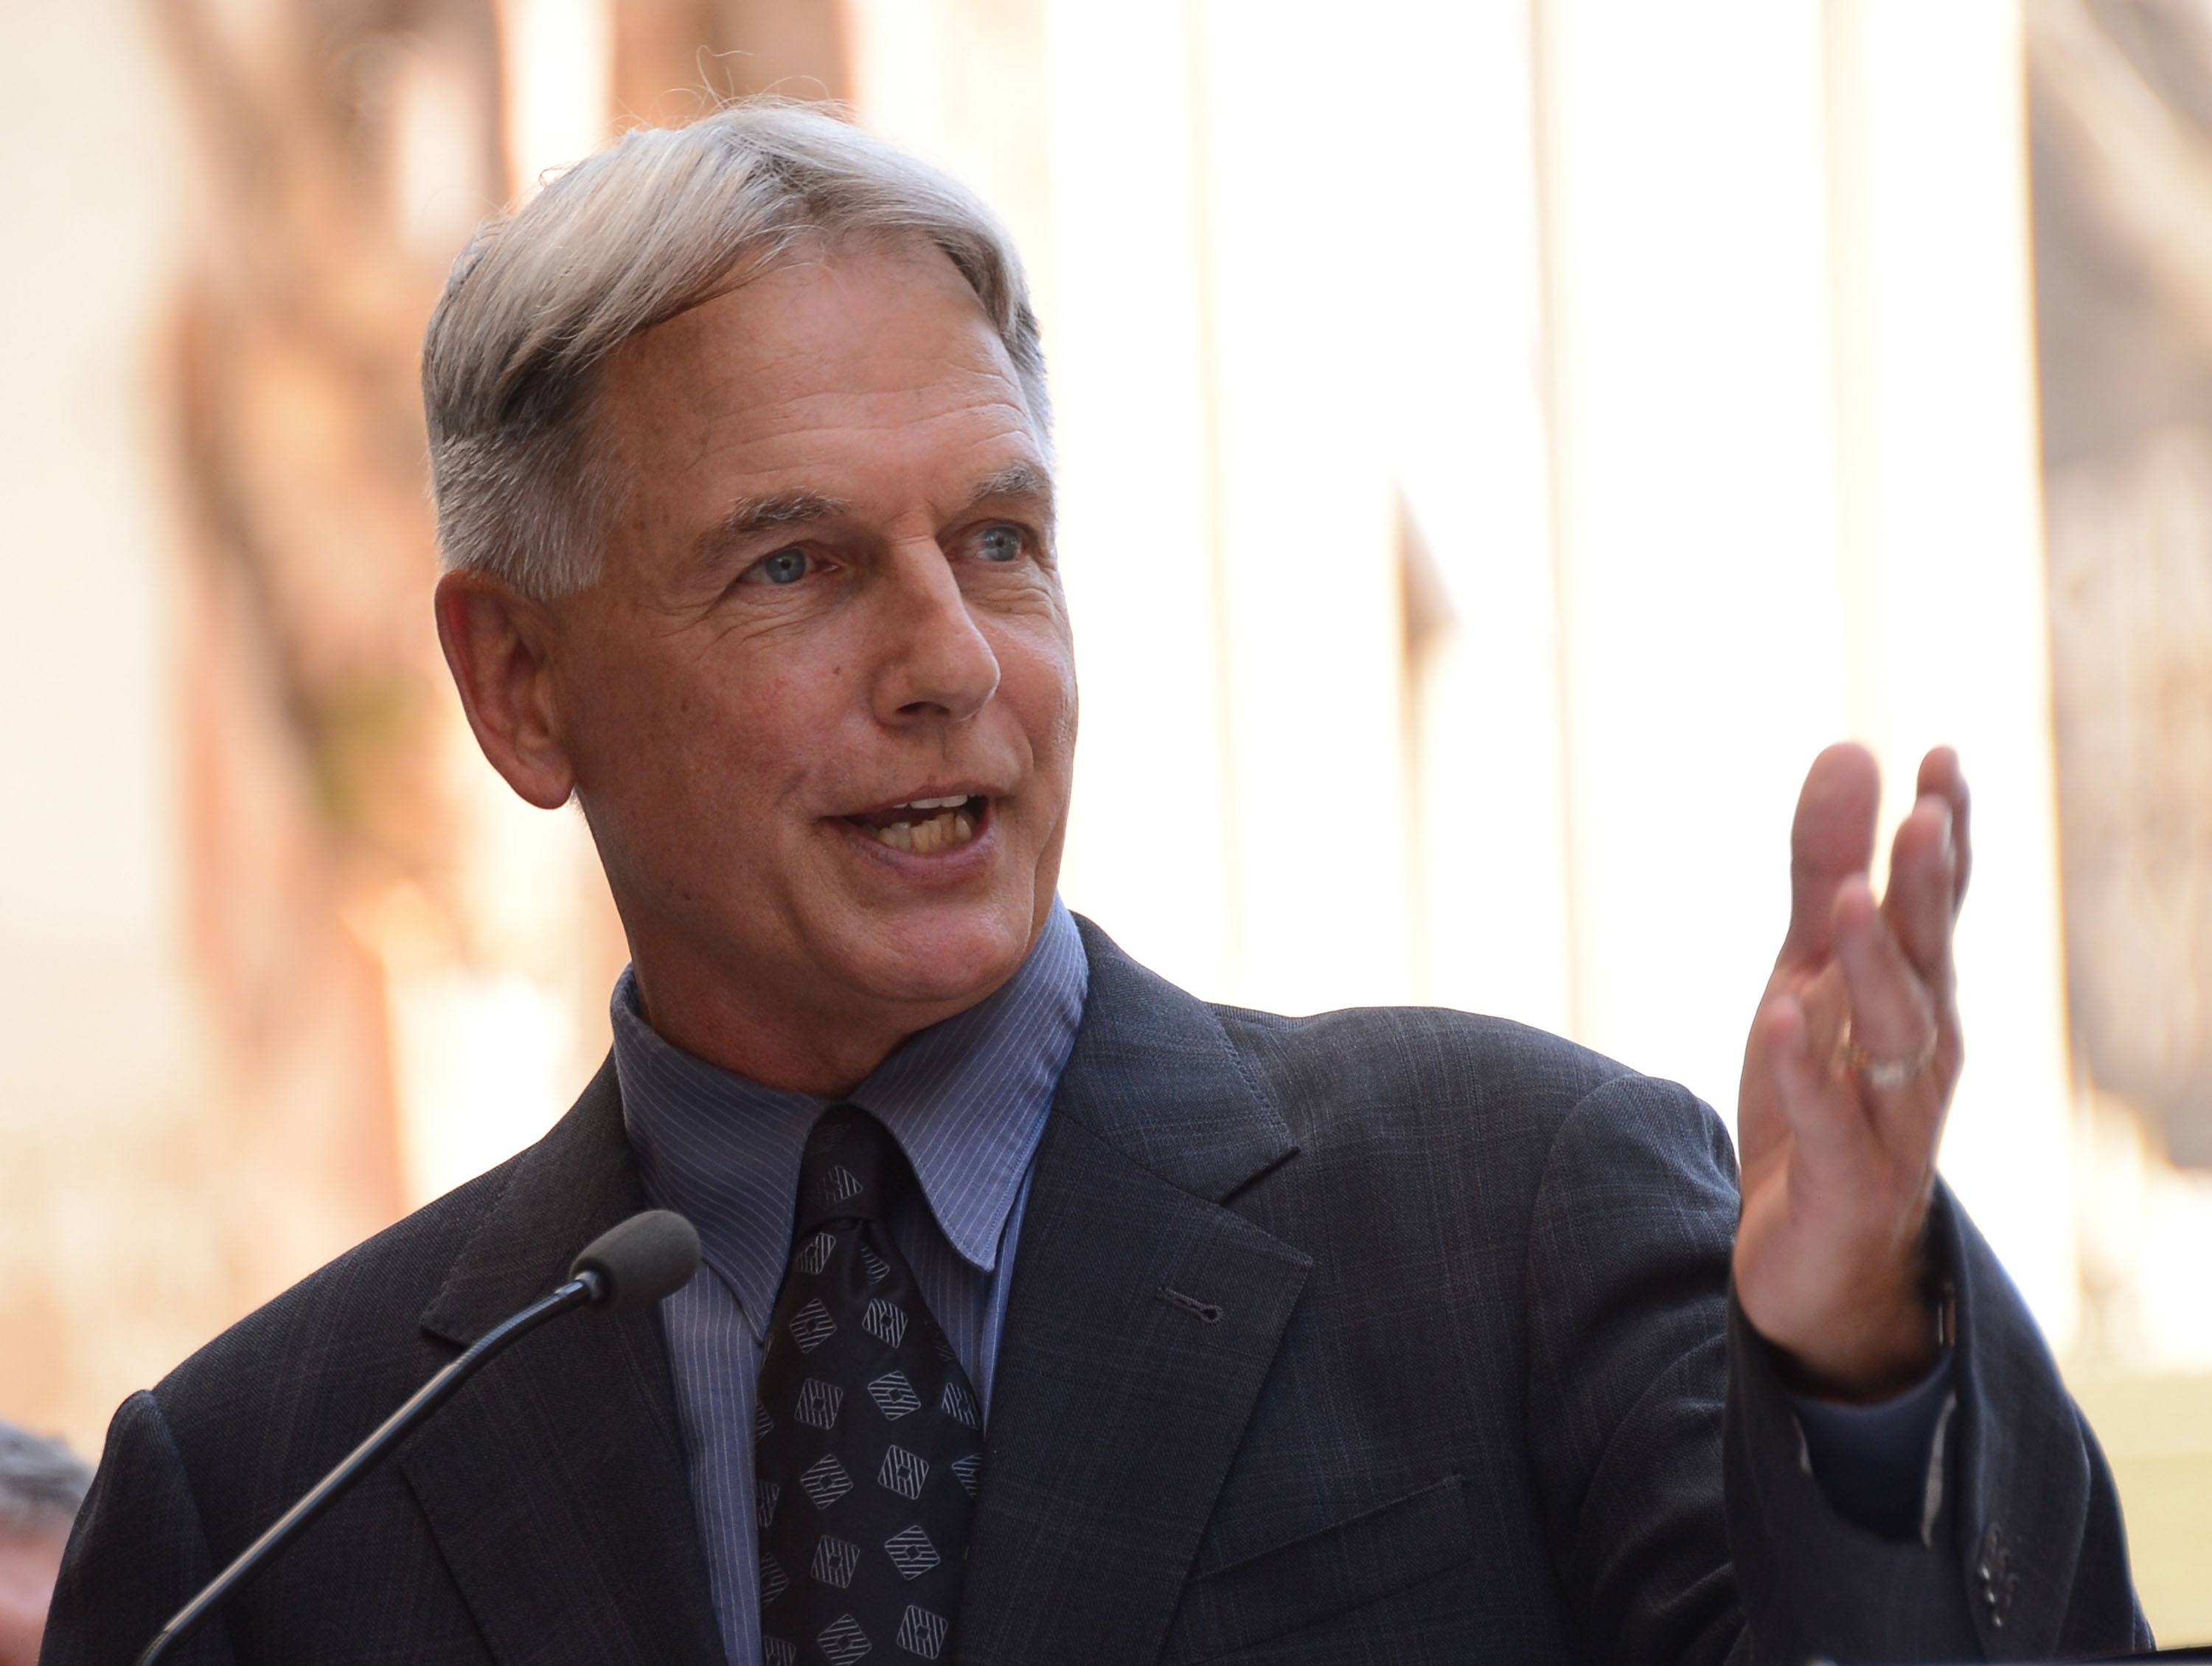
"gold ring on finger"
1837,1019,1938,1090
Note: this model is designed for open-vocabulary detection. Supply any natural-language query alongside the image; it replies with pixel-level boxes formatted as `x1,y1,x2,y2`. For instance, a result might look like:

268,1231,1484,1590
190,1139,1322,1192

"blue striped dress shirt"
612,899,1088,1666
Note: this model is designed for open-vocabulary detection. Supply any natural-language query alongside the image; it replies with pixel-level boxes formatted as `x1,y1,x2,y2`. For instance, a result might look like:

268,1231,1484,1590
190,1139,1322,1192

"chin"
834,897,1039,1011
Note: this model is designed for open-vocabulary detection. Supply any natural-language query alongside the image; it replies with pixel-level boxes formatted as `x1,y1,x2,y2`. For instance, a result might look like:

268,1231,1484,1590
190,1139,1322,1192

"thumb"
1759,990,1868,1168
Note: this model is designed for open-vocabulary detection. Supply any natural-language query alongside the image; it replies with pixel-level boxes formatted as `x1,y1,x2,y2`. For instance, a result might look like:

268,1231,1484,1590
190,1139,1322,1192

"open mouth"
841,794,990,855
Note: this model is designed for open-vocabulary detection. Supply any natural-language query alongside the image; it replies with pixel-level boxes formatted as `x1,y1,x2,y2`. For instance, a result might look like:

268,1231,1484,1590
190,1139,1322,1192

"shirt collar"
612,899,1088,1341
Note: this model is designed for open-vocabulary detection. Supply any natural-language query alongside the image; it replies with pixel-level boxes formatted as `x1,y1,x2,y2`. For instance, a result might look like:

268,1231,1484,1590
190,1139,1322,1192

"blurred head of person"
424,102,1073,1094
0,1421,91,1666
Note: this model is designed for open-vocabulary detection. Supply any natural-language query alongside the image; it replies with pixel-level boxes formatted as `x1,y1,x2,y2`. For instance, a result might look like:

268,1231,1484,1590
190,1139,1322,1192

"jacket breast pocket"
1159,1476,1476,1664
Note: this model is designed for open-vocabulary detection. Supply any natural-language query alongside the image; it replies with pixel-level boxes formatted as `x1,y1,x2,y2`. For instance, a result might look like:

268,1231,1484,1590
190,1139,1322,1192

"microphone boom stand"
132,1271,602,1666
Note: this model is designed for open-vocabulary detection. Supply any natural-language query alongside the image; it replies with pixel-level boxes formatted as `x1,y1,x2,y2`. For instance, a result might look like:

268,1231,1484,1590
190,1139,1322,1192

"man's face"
549,243,1075,1059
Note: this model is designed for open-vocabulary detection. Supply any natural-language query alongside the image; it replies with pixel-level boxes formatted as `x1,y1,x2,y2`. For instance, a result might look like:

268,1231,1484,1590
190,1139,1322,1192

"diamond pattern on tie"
764,1639,798,1666
794,1379,844,1431
755,1106,983,1664
799,1454,853,1510
867,1372,922,1420
896,1606,950,1660
883,1525,939,1580
877,1445,928,1501
818,1614,872,1665
817,1165,865,1209
790,1297,838,1353
863,1298,908,1348
939,1380,979,1431
812,1535,862,1589
948,1454,982,1499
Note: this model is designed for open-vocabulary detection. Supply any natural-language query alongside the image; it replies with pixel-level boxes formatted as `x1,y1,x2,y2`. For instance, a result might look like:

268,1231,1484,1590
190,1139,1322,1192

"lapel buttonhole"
1158,1285,1225,1325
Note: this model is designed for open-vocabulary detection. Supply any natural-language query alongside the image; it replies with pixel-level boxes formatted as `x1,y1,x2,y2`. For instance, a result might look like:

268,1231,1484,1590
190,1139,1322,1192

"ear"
434,568,577,810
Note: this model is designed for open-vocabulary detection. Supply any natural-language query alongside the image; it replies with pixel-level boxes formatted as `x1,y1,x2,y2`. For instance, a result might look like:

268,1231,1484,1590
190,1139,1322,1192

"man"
46,102,2144,1665
0,1422,90,1666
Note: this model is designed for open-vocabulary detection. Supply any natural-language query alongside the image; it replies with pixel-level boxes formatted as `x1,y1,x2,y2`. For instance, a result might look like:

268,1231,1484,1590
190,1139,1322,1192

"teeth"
901,795,969,811
865,806,978,854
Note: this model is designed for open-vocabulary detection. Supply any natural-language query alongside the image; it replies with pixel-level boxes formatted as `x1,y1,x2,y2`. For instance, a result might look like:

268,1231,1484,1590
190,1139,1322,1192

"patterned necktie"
755,1105,984,1666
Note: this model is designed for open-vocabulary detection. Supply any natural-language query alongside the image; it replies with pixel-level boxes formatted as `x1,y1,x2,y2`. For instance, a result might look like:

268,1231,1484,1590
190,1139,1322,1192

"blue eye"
977,525,1023,563
745,548,810,586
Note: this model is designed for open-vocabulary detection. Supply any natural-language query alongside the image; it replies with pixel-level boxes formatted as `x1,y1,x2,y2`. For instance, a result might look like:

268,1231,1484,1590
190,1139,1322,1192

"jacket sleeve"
1726,1183,2152,1662
41,1390,239,1666
1521,1071,2146,1665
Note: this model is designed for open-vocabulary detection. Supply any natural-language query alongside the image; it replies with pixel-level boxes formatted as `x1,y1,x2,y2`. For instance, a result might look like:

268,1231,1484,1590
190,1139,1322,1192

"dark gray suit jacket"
45,919,2146,1664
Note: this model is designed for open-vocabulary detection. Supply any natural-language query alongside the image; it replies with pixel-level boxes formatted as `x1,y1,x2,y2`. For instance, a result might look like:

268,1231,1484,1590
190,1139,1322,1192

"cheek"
568,640,782,824
1007,634,1078,760
987,597,1077,726
731,655,862,790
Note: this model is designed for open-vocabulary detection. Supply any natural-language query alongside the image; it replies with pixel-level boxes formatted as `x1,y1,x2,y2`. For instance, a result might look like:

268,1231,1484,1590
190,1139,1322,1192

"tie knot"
793,1104,902,1232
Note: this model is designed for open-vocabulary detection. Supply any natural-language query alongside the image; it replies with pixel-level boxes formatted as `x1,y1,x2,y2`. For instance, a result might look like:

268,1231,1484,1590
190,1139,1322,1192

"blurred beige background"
2,0,2207,1641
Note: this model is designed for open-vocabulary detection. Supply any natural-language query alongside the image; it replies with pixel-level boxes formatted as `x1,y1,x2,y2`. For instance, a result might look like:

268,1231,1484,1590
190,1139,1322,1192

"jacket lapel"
957,920,1311,1666
396,1060,725,1665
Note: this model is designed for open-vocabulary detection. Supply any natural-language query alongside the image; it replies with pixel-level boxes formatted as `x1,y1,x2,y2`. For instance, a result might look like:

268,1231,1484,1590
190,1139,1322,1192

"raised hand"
1733,743,1972,1399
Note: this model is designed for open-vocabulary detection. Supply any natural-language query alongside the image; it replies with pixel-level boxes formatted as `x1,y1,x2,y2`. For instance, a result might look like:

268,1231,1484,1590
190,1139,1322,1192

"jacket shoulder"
1211,1000,1655,1145
1203,1000,1738,1238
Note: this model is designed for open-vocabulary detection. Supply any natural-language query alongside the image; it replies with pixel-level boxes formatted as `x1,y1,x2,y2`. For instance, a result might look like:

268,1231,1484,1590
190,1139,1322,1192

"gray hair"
0,1420,91,1538
422,99,1051,600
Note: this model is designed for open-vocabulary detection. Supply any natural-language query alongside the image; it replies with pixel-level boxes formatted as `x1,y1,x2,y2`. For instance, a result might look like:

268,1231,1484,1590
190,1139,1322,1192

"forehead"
596,242,1040,491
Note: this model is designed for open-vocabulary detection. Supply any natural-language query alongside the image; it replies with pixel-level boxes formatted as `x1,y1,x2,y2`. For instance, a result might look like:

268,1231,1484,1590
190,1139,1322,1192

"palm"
1732,743,1970,1396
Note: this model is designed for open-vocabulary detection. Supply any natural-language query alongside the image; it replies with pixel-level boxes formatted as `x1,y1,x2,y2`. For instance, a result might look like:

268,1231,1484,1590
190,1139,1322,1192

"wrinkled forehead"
588,242,1049,569
599,240,1036,454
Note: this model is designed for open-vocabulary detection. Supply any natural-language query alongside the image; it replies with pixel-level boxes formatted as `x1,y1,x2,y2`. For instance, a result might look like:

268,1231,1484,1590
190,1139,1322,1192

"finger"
1915,746,1972,914
1881,793,1957,989
1781,742,1881,967
1832,878,1944,1127
1797,958,1851,1066
1761,990,1874,1159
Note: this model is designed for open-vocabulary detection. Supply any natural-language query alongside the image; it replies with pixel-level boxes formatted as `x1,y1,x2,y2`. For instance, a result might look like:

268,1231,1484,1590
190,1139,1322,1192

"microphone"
133,1209,701,1666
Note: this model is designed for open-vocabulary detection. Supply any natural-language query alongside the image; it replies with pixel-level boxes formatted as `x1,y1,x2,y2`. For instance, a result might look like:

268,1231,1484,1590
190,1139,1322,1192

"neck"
628,973,959,1096
622,934,1043,1094
612,895,1060,1094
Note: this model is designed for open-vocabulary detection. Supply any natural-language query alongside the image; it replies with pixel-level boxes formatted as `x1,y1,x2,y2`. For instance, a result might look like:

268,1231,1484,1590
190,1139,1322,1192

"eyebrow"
694,462,1056,568
695,490,852,565
963,461,1054,517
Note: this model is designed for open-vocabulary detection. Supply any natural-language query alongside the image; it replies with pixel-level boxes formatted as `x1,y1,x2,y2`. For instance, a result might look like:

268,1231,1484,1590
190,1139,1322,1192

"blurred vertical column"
1178,1,1416,1015
1820,0,2076,1343
1363,0,1573,1033
0,0,224,1458
1533,0,1851,1122
381,0,624,1210
2026,0,2212,1375
1029,0,1234,1000
1533,0,2076,1340
1040,0,1571,1022
501,0,613,184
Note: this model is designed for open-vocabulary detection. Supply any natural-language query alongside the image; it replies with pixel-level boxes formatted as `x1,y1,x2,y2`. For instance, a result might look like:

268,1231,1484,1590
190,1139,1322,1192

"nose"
872,539,1000,726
